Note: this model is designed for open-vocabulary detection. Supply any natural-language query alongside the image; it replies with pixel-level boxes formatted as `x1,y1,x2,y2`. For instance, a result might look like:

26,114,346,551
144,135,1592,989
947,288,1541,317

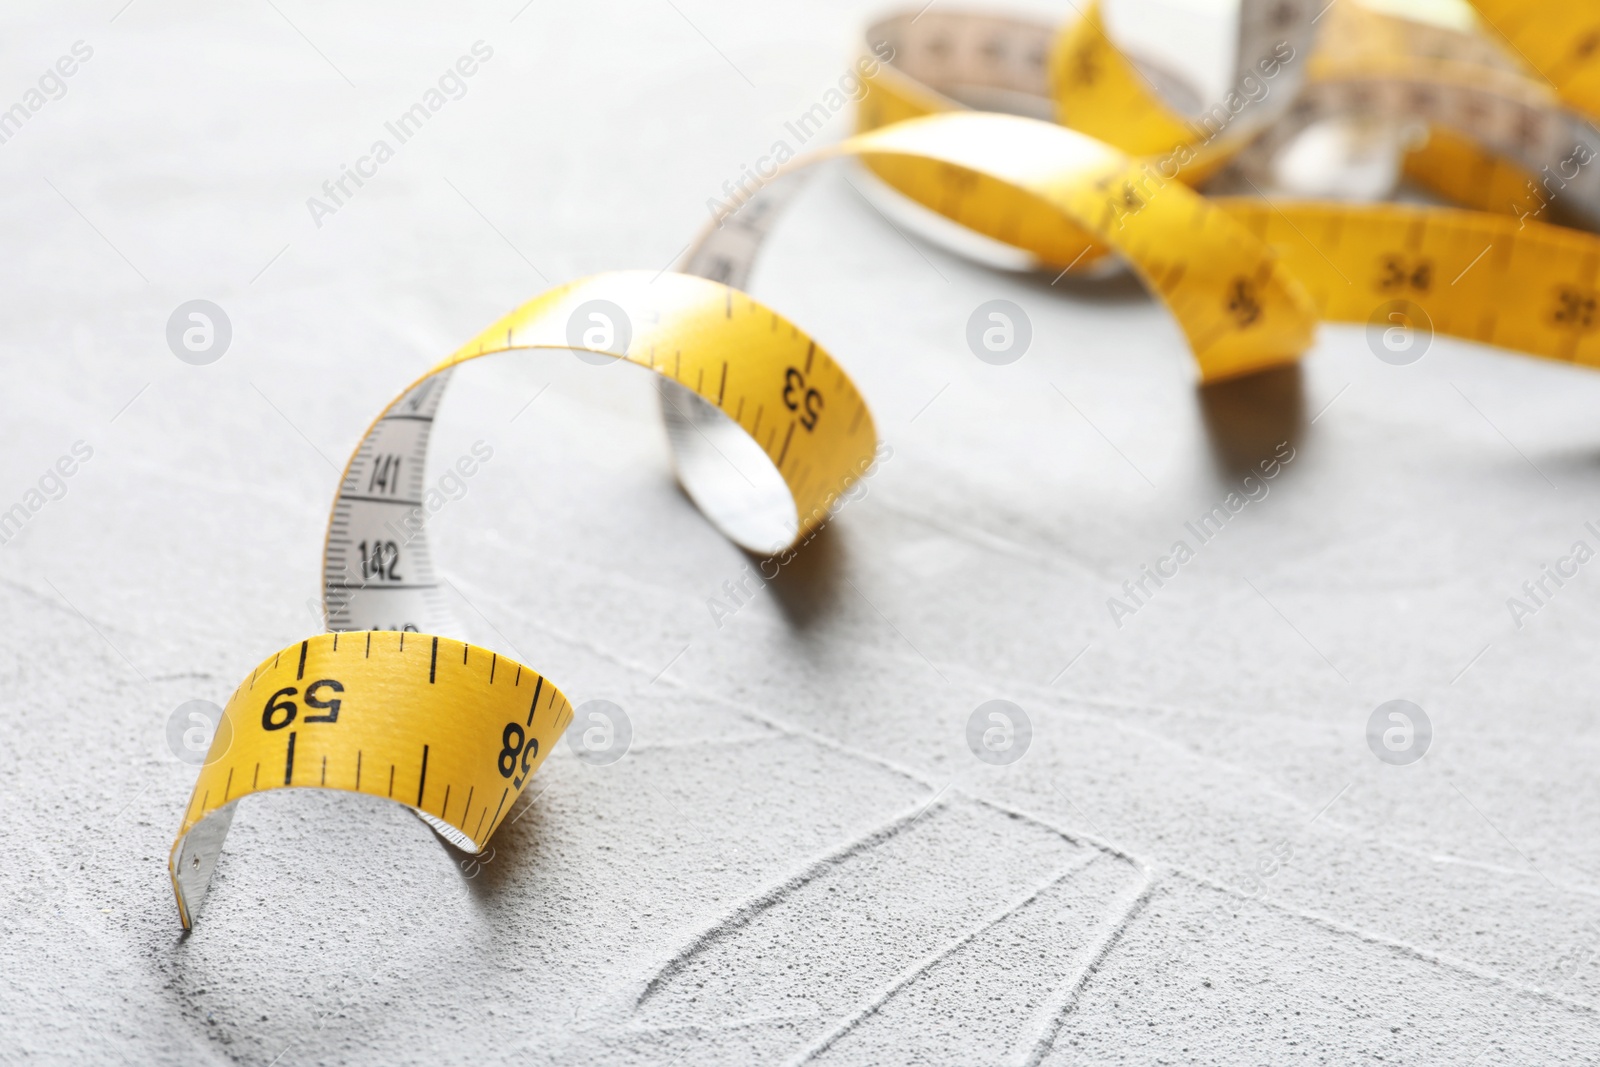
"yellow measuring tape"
1467,0,1600,120
172,632,570,929
174,0,1600,925
854,0,1600,368
172,271,882,926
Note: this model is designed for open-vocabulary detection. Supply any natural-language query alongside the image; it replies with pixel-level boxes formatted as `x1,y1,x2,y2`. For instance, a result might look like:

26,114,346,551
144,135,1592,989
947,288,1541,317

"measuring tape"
845,0,1600,369
170,632,571,928
1466,0,1600,121
171,270,882,926
692,112,1319,380
174,0,1600,926
176,108,1322,923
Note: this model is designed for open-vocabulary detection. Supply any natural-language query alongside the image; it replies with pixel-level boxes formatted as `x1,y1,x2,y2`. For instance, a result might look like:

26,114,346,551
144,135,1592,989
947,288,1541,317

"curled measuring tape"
171,270,881,926
693,112,1318,380
1046,0,1600,227
174,0,1600,926
176,94,1362,929
175,83,1351,927
848,0,1600,369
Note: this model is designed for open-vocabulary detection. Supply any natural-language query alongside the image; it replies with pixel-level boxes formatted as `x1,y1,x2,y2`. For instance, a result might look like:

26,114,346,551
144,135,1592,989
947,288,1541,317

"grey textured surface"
2,1,1598,1064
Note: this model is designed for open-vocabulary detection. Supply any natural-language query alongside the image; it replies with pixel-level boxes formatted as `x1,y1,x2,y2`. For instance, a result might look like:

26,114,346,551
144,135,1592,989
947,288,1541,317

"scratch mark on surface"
780,851,1106,1066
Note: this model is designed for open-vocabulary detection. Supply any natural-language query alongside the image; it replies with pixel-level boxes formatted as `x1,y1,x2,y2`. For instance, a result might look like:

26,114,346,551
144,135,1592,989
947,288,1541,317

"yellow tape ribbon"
174,0,1600,926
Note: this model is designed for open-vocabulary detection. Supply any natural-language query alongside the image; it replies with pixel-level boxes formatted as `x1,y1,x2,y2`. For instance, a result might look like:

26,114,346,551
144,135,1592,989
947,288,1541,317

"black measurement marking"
475,807,488,839
777,421,796,468
753,404,764,435
250,667,259,690
284,732,297,785
514,665,521,685
528,676,545,726
273,651,280,670
430,637,438,683
388,765,395,797
200,789,208,814
442,784,451,820
332,633,339,652
725,290,733,318
297,640,308,681
463,644,469,665
417,744,429,807
366,633,372,658
804,340,815,374
356,750,362,791
321,755,327,786
462,785,474,826
252,762,260,790
338,494,424,507
223,767,233,802
399,633,406,652
489,788,508,835
717,362,728,406
490,654,497,684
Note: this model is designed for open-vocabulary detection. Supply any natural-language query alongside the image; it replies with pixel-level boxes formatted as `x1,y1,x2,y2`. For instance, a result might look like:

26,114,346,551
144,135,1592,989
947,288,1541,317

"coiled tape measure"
172,0,1600,925
171,271,881,927
855,0,1600,367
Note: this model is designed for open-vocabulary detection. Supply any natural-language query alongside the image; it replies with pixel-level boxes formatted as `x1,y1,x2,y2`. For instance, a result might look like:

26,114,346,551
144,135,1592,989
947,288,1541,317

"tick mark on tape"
489,788,508,836
528,676,544,726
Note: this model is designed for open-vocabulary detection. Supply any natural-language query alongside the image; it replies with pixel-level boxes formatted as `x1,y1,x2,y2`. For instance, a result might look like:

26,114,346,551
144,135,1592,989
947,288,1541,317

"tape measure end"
169,804,236,929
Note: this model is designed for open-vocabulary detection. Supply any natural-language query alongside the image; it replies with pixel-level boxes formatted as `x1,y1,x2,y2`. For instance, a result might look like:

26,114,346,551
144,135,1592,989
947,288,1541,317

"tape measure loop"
170,632,572,928
177,271,879,925
842,111,1318,379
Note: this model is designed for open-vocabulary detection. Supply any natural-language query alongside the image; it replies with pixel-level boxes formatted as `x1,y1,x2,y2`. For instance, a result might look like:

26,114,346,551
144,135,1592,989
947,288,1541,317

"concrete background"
2,0,1597,1063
